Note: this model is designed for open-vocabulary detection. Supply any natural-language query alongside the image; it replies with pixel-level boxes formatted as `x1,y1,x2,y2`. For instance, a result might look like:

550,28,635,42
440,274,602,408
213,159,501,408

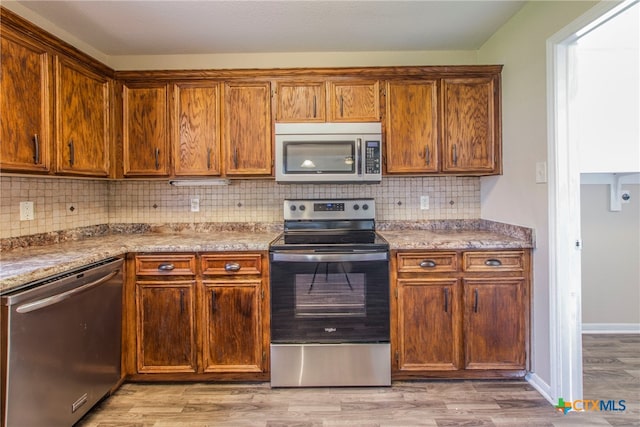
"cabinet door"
123,83,170,176
174,82,221,176
55,57,110,176
328,80,380,122
276,81,325,122
0,34,51,173
201,280,263,372
463,278,525,370
396,278,460,371
385,81,439,173
441,77,499,173
222,82,272,176
136,281,197,373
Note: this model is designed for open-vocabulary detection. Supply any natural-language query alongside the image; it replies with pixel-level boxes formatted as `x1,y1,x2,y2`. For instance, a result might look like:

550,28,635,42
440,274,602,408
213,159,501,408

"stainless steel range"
269,198,390,387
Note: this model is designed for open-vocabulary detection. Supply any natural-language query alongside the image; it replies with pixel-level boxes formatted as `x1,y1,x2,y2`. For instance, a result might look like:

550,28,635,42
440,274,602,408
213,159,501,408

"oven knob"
299,205,306,211
290,205,296,211
362,204,369,210
353,204,360,210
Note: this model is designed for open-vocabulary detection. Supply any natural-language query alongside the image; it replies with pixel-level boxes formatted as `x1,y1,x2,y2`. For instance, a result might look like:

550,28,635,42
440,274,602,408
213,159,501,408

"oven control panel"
284,199,375,220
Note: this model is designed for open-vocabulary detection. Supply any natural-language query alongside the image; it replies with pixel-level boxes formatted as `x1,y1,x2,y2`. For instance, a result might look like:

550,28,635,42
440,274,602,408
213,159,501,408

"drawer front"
135,254,197,276
201,253,262,276
462,251,525,273
397,252,458,274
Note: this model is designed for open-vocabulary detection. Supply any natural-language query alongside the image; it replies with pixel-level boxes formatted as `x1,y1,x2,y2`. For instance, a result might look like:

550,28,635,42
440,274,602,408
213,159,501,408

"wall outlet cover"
19,201,34,221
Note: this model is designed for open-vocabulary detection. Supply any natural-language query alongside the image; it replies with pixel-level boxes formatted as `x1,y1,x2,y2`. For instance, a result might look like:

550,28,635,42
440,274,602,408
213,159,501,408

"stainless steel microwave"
275,122,382,183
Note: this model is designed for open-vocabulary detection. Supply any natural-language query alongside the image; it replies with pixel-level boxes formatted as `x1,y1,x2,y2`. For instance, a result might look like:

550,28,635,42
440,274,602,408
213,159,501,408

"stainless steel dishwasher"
1,257,124,427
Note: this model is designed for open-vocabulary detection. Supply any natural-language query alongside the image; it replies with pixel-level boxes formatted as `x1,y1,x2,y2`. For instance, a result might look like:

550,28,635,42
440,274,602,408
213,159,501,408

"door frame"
546,0,637,403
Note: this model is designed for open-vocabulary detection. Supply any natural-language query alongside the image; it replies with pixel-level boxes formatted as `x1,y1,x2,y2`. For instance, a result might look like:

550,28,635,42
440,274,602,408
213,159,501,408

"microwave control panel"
365,141,381,174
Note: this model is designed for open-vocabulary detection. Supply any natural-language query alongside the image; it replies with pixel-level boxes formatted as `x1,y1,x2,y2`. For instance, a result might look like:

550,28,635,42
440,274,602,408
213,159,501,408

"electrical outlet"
420,195,429,210
190,198,200,212
19,201,34,221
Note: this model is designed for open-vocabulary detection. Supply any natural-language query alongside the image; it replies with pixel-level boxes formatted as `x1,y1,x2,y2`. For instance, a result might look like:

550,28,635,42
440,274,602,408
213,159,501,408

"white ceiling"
14,1,526,56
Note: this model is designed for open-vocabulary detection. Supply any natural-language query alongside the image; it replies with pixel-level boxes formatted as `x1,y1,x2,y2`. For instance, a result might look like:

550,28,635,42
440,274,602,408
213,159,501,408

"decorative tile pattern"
0,175,481,238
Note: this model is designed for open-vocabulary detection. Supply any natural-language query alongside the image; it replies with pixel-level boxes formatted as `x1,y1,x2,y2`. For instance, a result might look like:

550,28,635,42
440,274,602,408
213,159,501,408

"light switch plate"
190,198,200,212
536,161,547,183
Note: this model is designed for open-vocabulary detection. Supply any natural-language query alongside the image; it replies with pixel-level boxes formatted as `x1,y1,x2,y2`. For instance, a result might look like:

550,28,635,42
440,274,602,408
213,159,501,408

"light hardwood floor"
76,334,639,427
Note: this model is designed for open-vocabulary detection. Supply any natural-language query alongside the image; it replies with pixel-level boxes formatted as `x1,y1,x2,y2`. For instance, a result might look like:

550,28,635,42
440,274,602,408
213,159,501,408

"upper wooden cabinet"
0,32,52,173
328,80,380,122
122,82,170,177
275,80,380,123
222,81,272,176
173,82,221,176
55,57,110,176
275,81,326,122
385,80,439,174
441,77,500,174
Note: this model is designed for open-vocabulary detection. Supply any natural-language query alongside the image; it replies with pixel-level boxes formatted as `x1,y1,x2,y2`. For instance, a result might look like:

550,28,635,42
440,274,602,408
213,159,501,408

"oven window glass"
283,141,355,174
270,257,389,344
294,269,366,317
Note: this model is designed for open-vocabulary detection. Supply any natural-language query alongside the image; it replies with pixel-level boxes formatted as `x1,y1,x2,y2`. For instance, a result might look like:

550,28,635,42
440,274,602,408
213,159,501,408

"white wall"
477,1,598,386
580,183,640,330
576,3,640,173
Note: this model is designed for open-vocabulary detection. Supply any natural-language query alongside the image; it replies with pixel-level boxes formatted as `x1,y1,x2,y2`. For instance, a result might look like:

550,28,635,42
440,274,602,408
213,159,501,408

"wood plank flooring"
76,334,639,427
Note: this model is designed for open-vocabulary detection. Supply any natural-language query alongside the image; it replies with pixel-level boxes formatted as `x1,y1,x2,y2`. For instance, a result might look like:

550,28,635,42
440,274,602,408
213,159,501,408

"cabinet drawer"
201,253,262,276
462,251,524,273
397,252,458,273
135,254,197,276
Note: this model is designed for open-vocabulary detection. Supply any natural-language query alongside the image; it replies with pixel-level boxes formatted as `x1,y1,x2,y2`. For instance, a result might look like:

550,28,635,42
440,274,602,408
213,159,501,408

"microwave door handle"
356,138,362,175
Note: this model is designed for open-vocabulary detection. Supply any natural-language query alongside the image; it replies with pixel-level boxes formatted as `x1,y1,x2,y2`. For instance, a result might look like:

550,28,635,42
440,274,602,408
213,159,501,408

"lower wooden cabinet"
136,281,197,373
392,249,530,379
125,252,269,381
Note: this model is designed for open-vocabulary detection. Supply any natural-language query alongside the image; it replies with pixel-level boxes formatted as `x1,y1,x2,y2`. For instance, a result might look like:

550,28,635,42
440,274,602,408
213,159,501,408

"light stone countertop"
0,231,280,293
1,220,534,293
378,229,533,251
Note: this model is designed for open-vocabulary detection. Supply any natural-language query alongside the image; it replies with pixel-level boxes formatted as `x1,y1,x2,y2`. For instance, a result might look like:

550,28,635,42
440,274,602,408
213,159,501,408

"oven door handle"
271,252,388,263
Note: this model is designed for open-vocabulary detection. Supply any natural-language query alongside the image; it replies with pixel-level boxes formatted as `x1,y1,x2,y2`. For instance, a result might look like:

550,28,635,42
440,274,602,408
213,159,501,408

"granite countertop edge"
0,220,534,292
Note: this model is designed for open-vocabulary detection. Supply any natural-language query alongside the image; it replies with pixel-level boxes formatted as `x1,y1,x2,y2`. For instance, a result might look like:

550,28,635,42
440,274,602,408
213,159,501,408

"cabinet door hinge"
395,351,399,363
262,350,266,361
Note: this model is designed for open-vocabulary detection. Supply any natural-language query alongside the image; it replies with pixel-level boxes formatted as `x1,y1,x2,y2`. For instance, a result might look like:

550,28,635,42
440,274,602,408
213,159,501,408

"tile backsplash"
1,175,480,238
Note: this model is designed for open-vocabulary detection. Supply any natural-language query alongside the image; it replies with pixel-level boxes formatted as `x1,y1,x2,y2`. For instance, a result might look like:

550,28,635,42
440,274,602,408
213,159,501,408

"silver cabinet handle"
211,290,216,313
233,147,238,169
179,289,184,315
16,270,119,314
485,259,502,267
157,263,175,271
419,260,436,268
224,262,241,272
425,145,430,166
154,147,160,170
206,147,212,170
340,95,344,117
33,134,40,164
68,139,75,167
452,144,458,166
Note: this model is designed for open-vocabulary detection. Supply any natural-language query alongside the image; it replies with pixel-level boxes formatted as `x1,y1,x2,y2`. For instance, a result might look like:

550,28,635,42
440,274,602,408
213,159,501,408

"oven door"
269,251,389,343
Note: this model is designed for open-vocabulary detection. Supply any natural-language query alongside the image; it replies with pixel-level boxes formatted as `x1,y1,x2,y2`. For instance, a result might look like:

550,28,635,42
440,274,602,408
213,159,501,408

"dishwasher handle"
16,270,119,314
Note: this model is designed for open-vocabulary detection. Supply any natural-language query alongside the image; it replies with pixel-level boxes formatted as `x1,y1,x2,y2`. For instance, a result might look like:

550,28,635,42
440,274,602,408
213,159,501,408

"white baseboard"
526,372,554,405
582,323,640,334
